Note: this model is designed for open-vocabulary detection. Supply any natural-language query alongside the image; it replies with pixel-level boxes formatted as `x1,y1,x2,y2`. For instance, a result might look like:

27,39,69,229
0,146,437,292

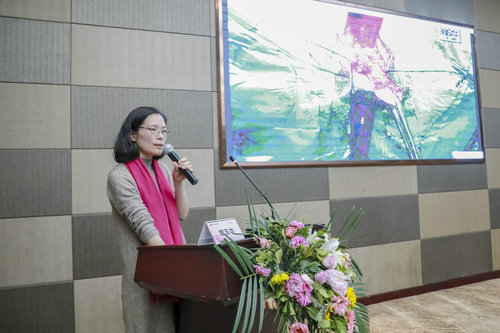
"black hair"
113,106,167,163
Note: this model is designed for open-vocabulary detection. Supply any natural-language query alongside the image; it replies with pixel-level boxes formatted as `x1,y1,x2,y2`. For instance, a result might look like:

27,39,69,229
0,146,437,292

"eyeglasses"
139,127,170,137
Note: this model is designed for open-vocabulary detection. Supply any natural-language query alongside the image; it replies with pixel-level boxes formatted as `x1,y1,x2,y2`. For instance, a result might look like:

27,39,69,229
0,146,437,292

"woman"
107,106,193,332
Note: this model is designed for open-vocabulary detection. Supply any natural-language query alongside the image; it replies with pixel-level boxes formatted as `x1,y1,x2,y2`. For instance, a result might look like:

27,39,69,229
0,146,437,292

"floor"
367,278,500,332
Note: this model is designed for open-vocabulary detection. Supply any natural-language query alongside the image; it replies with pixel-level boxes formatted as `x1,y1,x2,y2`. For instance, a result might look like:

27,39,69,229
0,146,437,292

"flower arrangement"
215,205,370,333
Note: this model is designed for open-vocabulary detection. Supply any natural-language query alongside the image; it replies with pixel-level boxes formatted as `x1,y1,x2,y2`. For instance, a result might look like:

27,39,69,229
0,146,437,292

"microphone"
229,155,278,220
164,144,198,185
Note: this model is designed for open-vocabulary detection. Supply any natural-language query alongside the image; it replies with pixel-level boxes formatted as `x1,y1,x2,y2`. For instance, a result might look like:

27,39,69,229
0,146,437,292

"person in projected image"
339,12,418,160
106,106,194,333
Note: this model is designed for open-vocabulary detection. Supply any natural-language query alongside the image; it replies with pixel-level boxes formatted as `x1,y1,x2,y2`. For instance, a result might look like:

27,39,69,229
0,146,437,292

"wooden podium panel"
135,240,279,332
135,242,246,305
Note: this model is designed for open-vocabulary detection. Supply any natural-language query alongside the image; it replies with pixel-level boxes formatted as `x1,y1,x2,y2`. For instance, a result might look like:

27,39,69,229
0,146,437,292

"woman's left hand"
172,157,194,185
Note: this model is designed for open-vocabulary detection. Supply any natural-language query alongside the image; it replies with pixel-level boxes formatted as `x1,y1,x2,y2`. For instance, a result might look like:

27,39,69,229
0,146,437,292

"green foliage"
215,204,370,333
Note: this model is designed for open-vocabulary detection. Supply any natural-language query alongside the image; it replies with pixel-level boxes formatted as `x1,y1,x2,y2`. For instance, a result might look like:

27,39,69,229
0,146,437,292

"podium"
135,240,278,332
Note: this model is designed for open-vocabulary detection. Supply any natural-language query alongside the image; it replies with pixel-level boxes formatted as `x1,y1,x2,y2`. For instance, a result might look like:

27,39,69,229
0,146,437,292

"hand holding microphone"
164,144,198,185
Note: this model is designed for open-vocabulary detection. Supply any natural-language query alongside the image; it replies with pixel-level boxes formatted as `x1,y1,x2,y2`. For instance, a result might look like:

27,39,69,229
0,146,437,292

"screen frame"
215,0,485,169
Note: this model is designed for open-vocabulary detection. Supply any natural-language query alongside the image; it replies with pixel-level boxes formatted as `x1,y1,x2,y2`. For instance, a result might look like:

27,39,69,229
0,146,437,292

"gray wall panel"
71,0,211,36
215,152,330,206
0,282,75,333
489,189,500,229
180,207,216,244
71,86,213,149
72,214,122,280
0,17,69,84
330,195,420,248
405,0,474,26
417,163,488,193
476,30,500,71
421,231,492,284
0,150,71,218
482,108,500,148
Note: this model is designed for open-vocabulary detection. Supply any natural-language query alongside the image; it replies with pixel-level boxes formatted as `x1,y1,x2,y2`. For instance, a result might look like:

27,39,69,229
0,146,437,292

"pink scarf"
125,158,184,245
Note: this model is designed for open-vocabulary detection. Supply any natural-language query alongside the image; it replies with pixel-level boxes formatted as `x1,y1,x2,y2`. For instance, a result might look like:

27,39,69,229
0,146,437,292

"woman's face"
130,114,167,159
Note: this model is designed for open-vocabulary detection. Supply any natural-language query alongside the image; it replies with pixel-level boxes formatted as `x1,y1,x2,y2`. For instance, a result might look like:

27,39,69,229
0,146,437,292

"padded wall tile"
210,0,216,37
479,69,500,108
0,0,70,22
476,30,500,70
405,0,474,26
173,149,215,208
417,163,488,193
483,108,500,148
486,148,500,188
474,0,500,34
213,92,219,149
0,83,70,149
0,282,75,333
74,276,124,333
0,150,71,218
215,152,330,206
71,24,211,91
347,0,405,11
72,149,116,215
329,165,417,199
0,17,69,84
419,190,490,239
421,231,492,284
330,195,420,248
71,86,213,149
492,229,500,271
216,200,331,230
72,0,210,36
72,214,122,280
0,216,72,288
489,189,500,229
348,240,422,295
180,207,217,244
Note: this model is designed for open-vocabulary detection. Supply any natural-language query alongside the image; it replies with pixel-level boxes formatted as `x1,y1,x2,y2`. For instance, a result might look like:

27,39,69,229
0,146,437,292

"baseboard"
358,270,500,306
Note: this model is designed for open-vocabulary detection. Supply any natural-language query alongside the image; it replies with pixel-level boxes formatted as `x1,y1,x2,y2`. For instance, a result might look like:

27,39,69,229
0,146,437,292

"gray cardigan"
107,159,177,333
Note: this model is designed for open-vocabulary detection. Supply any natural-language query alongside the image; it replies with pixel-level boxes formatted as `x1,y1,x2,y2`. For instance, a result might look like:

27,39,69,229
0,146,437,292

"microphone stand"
230,156,279,220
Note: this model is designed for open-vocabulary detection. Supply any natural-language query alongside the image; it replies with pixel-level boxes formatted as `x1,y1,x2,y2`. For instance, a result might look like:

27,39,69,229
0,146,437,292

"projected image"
218,0,483,165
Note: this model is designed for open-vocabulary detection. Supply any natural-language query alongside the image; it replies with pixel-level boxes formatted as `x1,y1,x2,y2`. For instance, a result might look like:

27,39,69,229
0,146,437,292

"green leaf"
233,278,248,333
319,318,331,328
275,248,283,263
258,282,265,333
247,276,258,333
318,287,329,298
214,244,243,278
241,276,253,333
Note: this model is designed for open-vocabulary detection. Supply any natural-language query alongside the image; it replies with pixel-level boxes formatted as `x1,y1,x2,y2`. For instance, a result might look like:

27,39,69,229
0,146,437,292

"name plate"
197,218,245,246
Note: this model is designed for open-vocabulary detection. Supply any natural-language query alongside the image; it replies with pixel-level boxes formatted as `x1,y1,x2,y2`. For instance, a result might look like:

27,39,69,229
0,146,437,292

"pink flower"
258,237,271,248
285,273,312,306
315,270,328,284
347,310,355,333
265,298,278,310
344,255,352,270
253,265,271,277
325,269,348,296
285,227,297,238
288,220,305,229
285,221,305,238
290,236,310,248
290,322,310,333
322,253,338,268
331,295,351,316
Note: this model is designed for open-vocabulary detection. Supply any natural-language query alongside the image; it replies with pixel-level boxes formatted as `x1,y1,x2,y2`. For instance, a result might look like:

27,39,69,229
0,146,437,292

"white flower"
306,230,320,244
321,238,339,253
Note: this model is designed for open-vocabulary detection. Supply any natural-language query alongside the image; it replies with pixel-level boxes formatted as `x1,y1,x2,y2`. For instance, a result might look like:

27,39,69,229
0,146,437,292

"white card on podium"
197,218,244,246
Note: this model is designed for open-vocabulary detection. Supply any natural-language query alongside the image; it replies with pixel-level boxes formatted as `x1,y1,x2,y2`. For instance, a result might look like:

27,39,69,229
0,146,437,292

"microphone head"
229,155,236,162
163,143,174,154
